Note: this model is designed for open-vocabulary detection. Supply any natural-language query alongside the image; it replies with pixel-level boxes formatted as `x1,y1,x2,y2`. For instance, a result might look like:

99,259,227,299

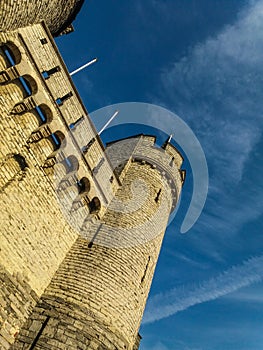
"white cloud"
152,342,169,350
159,0,263,182
139,0,263,345
153,0,263,244
143,255,263,324
223,288,263,303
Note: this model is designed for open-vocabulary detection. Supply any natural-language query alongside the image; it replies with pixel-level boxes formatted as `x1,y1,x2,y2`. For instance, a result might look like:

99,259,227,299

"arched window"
13,75,38,98
1,42,21,67
89,197,101,214
61,155,79,174
19,75,38,97
77,177,90,194
48,131,65,151
13,154,28,171
35,104,53,126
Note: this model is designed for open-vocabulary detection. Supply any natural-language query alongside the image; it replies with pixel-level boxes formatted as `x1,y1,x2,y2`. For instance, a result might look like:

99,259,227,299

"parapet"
106,134,185,212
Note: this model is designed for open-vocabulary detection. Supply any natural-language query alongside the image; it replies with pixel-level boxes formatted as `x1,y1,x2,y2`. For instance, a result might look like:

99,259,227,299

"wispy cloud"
223,287,263,303
159,0,263,182
151,342,169,350
143,255,263,324
152,0,263,247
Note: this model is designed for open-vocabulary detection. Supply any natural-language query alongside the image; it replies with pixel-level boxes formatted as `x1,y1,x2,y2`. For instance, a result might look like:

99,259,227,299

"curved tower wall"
12,136,184,350
0,0,84,36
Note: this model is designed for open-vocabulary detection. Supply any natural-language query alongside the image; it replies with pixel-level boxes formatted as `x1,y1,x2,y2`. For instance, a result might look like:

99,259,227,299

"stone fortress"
0,1,185,349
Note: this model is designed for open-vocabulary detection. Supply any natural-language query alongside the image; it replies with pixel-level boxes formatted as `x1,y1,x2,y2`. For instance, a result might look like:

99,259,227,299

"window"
35,104,53,125
56,91,73,106
40,38,48,45
1,42,21,67
17,75,38,97
69,116,85,130
13,154,28,171
61,155,79,173
19,76,32,96
77,177,90,194
82,138,95,153
48,131,65,151
35,106,47,124
155,189,162,203
89,197,101,214
3,47,15,66
42,66,60,79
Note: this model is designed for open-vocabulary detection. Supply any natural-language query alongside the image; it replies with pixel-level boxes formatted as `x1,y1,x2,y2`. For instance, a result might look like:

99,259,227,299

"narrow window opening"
56,91,73,106
93,158,105,174
3,47,15,66
69,115,85,130
141,257,151,284
88,223,102,249
40,38,48,45
29,316,50,350
55,98,62,105
1,42,21,66
35,106,47,124
61,155,79,173
180,169,186,183
77,177,90,194
13,154,28,171
65,157,72,168
42,71,49,79
82,138,95,153
19,76,32,96
155,189,162,203
51,133,60,147
42,66,60,79
48,131,65,151
47,131,65,151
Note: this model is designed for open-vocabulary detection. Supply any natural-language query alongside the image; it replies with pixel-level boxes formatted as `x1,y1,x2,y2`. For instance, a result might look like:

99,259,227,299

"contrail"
142,255,263,324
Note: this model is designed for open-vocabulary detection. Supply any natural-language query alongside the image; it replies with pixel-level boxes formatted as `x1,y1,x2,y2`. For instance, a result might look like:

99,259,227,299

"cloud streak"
143,255,263,324
152,0,263,248
159,0,263,182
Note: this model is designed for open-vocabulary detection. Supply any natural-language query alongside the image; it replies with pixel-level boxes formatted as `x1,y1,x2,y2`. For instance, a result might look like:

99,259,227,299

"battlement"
106,134,185,211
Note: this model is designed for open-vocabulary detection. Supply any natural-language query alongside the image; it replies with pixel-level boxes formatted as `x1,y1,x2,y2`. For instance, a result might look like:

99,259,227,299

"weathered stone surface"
0,17,184,350
0,0,84,36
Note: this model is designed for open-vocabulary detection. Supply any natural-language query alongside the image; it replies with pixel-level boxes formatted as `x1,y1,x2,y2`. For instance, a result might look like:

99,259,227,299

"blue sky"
56,1,263,349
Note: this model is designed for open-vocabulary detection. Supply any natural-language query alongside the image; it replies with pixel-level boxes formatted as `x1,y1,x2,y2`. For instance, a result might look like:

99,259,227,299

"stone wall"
11,136,183,350
0,23,118,349
0,0,84,36
0,21,184,350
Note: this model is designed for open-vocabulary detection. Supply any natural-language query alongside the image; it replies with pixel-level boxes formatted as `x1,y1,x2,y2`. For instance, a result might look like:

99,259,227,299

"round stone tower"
11,135,184,350
0,0,84,36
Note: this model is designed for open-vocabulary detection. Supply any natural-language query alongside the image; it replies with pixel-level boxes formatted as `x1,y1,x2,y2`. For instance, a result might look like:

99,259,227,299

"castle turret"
0,0,84,36
10,135,184,350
